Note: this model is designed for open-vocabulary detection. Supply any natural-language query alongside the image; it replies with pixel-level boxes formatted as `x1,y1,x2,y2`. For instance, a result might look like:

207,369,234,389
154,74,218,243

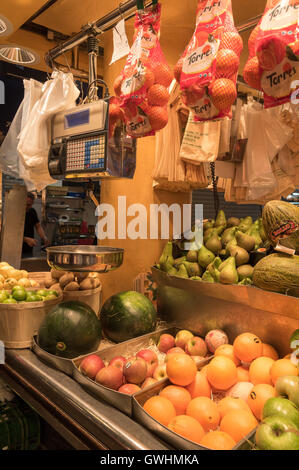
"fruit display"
46,269,101,295
0,262,39,290
175,0,242,121
112,2,172,138
0,286,59,304
141,329,299,450
244,0,299,109
100,291,157,343
156,209,267,286
262,200,299,253
37,301,102,358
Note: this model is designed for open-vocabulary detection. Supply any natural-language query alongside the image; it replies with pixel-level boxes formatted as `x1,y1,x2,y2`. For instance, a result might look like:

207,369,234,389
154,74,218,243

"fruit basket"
72,327,212,417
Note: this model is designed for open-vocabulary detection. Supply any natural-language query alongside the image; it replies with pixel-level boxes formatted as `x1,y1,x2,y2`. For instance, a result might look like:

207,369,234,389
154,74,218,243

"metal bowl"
46,245,124,272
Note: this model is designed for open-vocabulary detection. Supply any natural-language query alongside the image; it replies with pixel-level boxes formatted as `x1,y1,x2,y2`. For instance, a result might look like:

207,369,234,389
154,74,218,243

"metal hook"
62,51,72,74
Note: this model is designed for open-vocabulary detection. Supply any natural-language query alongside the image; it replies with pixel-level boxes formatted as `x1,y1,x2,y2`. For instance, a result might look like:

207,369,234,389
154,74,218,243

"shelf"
47,195,85,200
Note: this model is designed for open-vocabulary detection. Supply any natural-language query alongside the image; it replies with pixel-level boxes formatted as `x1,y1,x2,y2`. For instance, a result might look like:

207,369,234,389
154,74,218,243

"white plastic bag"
18,71,80,191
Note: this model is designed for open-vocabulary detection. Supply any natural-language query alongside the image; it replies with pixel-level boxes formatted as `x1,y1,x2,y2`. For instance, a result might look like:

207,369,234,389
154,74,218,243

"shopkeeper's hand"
42,238,50,247
24,237,37,247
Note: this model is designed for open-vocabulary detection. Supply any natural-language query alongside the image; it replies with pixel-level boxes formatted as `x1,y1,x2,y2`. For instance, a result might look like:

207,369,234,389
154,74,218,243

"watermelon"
37,301,102,358
100,291,157,343
262,200,299,253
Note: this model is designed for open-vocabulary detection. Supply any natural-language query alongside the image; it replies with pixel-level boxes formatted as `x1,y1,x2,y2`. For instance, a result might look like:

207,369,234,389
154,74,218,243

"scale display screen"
64,109,90,129
65,134,106,172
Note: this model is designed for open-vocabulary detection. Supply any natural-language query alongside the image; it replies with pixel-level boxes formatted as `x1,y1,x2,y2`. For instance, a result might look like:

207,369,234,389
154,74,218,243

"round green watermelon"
100,291,157,343
37,301,102,358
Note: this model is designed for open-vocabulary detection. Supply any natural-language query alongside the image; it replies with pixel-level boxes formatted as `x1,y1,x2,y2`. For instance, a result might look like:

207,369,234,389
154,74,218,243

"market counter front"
0,348,171,451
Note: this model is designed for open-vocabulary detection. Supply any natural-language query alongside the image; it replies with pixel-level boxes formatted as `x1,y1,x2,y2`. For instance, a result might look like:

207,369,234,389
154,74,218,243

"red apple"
185,336,208,357
153,364,167,380
118,383,141,395
175,329,194,349
79,354,105,380
109,355,127,372
166,347,186,359
124,356,148,384
141,377,158,389
95,365,124,390
136,349,159,377
157,334,175,353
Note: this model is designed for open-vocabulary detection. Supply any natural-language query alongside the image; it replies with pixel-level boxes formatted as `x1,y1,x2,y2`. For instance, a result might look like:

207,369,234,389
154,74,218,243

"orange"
159,385,191,415
220,410,258,443
243,56,261,90
148,84,169,106
248,26,260,51
186,397,220,432
143,396,176,427
216,49,239,78
270,359,298,385
262,343,279,361
166,353,197,387
200,431,236,450
214,344,241,366
209,78,237,111
236,366,250,382
219,32,243,56
249,356,275,386
143,68,155,90
186,371,211,399
206,356,238,391
233,332,263,363
200,365,209,377
217,396,252,419
147,106,168,132
168,415,205,444
247,384,277,420
152,63,173,88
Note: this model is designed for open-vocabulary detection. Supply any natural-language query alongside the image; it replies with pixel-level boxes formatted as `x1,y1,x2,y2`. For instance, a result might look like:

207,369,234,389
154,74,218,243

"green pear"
186,250,198,263
275,376,299,408
219,256,239,284
202,271,215,283
213,257,222,270
246,224,263,250
183,261,202,277
175,263,189,279
238,216,253,233
238,277,253,285
227,217,240,227
165,264,178,276
203,219,215,231
207,262,221,282
258,218,268,243
218,257,232,272
229,245,250,267
215,210,227,228
237,264,254,281
219,249,229,259
205,231,222,255
159,242,174,271
197,245,215,268
221,227,238,248
236,230,256,252
190,276,202,281
173,256,187,268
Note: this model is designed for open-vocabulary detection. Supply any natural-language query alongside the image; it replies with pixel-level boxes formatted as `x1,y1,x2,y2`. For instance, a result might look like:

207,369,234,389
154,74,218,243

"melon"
262,200,299,253
100,291,157,343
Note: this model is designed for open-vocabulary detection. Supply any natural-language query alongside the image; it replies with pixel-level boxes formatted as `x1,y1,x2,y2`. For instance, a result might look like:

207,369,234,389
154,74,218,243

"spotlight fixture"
0,45,39,65
0,15,13,36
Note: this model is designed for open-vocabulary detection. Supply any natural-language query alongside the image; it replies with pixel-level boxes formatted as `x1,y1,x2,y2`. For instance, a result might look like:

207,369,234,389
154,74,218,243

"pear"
237,264,254,281
215,210,227,228
229,245,250,267
190,276,202,281
238,277,253,286
183,261,202,277
202,271,215,283
238,216,253,233
219,257,231,272
186,250,198,263
227,217,240,227
221,227,238,248
236,230,256,252
203,219,215,231
207,262,220,282
219,249,229,259
205,231,222,255
173,256,187,268
258,218,268,243
197,245,215,268
175,263,189,279
225,238,238,256
219,256,238,285
159,242,174,271
246,224,263,250
165,264,178,276
213,257,222,270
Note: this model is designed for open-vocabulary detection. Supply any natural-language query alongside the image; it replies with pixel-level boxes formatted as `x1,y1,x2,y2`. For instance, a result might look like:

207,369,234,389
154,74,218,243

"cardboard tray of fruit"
72,327,212,417
132,378,256,451
31,335,75,376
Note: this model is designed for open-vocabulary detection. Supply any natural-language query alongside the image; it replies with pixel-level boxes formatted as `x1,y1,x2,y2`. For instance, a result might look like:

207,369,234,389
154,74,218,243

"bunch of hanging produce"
262,200,299,253
243,0,299,108
174,0,243,121
155,210,267,286
112,1,173,138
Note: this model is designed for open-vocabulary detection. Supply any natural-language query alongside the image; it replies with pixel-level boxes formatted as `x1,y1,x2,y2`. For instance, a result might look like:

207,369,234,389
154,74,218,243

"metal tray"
46,245,124,272
72,326,212,417
133,376,256,451
31,335,76,376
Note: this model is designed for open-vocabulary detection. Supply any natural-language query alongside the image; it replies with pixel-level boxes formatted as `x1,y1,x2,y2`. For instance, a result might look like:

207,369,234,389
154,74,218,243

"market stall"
0,0,298,453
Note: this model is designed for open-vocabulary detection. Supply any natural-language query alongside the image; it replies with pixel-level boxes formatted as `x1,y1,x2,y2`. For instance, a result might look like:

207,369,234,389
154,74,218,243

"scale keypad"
66,134,106,172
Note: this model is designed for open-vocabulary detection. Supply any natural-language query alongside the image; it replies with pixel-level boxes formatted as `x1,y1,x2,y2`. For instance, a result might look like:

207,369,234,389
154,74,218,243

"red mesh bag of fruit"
113,1,173,138
174,0,243,121
244,0,299,108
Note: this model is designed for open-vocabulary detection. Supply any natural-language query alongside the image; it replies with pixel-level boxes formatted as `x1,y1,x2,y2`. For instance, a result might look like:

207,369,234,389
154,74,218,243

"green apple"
0,292,8,303
276,376,299,408
3,298,17,304
12,287,27,302
36,289,49,297
46,290,58,297
263,397,299,429
256,415,299,450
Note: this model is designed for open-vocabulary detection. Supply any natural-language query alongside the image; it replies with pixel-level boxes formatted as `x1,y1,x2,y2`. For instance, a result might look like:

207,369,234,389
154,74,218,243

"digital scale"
48,100,109,180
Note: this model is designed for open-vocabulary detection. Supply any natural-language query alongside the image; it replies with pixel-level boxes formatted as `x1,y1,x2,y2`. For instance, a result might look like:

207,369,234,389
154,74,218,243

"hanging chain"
210,161,220,219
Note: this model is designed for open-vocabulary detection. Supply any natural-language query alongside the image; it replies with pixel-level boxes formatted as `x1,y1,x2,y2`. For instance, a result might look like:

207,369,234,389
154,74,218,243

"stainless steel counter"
0,348,171,451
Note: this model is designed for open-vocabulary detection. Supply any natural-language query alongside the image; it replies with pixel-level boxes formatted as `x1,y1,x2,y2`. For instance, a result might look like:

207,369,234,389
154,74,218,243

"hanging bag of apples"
244,0,299,108
112,0,173,138
174,0,243,121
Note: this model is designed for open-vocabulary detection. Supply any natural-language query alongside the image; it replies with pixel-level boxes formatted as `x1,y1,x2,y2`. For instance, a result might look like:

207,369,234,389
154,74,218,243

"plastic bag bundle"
113,1,173,138
174,0,243,121
244,0,299,108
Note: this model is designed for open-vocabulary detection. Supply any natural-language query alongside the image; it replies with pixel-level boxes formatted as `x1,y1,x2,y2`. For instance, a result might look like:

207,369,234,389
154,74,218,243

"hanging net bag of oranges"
244,0,299,108
174,0,243,121
113,0,173,138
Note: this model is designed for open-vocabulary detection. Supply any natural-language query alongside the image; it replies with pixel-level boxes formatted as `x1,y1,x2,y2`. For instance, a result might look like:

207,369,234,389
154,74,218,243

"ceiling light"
0,15,13,36
0,46,39,65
